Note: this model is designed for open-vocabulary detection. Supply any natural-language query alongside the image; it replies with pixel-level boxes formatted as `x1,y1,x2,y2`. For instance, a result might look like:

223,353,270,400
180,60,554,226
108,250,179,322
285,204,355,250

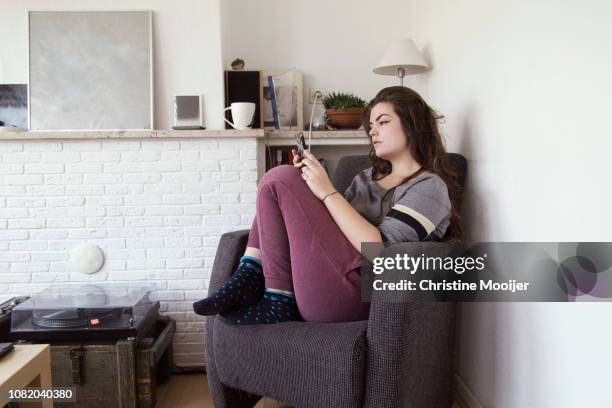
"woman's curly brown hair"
361,86,462,241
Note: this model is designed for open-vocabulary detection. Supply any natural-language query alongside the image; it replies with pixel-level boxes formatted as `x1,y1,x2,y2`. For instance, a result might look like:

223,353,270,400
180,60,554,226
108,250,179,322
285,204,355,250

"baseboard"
454,372,486,408
173,364,206,374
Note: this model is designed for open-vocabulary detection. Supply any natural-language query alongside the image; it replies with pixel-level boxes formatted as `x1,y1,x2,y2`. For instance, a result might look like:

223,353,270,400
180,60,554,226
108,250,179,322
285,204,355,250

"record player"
0,295,30,341
10,284,159,341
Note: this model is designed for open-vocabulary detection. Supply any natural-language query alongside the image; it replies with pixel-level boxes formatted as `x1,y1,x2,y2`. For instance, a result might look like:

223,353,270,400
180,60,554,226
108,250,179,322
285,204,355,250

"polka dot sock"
193,256,264,316
219,289,302,325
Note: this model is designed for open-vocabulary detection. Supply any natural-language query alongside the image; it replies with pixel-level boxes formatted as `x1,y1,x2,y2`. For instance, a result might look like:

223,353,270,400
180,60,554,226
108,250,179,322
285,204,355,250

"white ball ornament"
70,243,105,274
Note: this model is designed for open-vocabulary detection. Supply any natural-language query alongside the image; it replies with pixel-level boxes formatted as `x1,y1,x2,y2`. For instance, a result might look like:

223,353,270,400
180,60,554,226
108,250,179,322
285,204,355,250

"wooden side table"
0,344,53,408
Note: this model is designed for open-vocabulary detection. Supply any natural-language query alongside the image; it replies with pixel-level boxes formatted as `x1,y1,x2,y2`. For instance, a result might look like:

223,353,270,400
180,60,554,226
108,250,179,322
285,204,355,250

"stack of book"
266,147,295,169
265,147,328,173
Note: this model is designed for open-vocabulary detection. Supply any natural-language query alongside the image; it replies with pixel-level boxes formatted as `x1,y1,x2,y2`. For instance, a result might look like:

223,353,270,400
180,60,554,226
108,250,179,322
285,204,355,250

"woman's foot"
193,256,264,315
220,289,302,325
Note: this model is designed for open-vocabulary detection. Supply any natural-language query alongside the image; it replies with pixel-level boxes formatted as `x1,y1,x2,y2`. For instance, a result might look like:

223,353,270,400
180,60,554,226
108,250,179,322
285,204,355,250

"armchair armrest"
363,242,456,408
205,229,258,408
208,229,250,295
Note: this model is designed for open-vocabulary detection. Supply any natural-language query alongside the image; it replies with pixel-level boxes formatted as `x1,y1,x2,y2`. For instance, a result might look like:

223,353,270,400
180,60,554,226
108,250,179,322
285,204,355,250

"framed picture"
260,69,303,130
0,84,28,130
28,10,154,131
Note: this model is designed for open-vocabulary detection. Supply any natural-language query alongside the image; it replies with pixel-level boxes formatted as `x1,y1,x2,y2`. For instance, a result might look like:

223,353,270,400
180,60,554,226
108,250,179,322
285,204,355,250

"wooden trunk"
44,316,175,408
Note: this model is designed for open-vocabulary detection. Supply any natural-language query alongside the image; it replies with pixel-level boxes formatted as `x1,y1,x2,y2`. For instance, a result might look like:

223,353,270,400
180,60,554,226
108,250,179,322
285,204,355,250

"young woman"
193,86,462,324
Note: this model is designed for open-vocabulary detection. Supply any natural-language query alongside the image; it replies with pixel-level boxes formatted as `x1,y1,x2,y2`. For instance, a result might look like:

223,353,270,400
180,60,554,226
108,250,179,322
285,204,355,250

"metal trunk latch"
70,347,85,384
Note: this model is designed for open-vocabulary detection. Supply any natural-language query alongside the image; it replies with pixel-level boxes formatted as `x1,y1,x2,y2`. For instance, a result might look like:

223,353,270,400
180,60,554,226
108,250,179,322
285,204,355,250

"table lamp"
373,38,429,86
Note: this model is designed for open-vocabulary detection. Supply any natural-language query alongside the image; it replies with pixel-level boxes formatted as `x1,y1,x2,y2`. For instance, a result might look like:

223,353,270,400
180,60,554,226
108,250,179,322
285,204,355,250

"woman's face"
368,102,408,160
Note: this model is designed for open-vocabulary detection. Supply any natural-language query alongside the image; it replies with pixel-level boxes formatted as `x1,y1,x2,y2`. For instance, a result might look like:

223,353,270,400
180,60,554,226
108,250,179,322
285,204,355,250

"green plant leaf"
322,91,366,109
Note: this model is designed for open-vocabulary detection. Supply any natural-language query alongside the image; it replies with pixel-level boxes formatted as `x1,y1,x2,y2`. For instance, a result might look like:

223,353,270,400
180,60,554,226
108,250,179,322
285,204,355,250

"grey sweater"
343,168,451,242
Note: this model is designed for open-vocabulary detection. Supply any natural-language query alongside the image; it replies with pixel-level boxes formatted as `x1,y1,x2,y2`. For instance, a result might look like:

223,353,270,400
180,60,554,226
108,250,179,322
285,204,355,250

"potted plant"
231,58,245,71
322,92,367,129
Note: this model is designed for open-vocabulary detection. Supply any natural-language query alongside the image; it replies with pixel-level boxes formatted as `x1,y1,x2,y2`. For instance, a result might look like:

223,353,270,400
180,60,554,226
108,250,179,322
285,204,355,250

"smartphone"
295,132,307,162
0,342,14,358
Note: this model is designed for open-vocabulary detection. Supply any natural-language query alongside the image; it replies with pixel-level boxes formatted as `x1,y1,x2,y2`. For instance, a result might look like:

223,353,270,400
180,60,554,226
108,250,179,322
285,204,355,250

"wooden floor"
156,374,290,408
156,374,462,408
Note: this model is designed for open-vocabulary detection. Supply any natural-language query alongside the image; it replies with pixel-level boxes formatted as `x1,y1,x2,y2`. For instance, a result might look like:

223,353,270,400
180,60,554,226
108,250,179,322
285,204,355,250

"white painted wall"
220,0,415,121
409,0,612,406
0,0,225,130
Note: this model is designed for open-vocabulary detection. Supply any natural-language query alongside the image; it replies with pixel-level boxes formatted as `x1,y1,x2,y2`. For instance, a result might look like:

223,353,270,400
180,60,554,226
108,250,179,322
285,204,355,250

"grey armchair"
204,154,467,408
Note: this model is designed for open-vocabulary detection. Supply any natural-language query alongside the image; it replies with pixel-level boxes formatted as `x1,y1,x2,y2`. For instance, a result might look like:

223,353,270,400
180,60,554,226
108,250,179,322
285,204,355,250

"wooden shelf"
265,129,366,138
0,129,369,142
264,129,369,146
0,129,265,140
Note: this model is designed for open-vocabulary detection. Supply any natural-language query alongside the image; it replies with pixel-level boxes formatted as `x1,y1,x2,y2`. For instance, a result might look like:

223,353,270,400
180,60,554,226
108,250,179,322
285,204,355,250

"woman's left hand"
295,150,336,200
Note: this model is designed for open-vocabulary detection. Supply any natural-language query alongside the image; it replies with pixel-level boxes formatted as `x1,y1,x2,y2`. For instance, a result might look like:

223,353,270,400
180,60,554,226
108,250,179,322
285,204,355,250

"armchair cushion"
213,317,369,407
332,155,371,194
332,153,468,210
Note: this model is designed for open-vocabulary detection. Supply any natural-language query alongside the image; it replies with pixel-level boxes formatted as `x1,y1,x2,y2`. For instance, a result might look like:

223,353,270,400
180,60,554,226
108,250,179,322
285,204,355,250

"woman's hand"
293,149,336,200
291,148,302,166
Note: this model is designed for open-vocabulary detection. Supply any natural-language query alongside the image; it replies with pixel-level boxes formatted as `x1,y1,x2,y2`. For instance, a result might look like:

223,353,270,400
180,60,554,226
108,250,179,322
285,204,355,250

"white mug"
223,102,256,129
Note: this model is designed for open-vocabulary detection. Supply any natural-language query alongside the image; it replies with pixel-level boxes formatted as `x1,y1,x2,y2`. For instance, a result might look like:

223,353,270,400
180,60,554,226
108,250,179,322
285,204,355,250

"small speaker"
173,95,205,130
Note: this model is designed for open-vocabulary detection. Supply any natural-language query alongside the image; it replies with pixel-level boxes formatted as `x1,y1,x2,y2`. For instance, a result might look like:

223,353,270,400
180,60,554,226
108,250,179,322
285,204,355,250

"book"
265,146,324,171
267,75,280,129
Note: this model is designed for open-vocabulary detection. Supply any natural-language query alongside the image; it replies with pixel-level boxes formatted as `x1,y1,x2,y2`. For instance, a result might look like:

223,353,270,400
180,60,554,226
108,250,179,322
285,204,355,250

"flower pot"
325,107,363,129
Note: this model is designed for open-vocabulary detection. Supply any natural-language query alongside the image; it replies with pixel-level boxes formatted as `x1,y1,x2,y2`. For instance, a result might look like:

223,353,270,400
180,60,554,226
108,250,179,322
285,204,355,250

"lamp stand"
397,67,406,86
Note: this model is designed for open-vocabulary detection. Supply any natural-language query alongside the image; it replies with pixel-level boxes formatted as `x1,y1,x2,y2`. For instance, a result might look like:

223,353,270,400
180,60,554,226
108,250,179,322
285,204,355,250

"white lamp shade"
373,38,429,76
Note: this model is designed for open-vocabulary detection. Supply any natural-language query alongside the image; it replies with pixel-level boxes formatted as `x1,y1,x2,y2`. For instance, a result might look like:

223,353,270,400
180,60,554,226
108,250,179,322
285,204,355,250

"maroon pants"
246,165,369,323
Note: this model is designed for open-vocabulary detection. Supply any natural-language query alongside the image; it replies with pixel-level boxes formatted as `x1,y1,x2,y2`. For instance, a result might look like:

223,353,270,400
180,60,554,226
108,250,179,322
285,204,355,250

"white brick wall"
0,137,259,368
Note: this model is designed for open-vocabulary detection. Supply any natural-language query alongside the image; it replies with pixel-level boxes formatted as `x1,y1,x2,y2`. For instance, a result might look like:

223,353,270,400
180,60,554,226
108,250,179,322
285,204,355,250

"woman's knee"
260,165,301,186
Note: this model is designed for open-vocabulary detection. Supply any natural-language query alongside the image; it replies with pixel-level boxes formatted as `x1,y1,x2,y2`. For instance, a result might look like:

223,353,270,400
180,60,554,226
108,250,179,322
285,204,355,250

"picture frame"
27,10,154,131
0,84,28,130
260,69,303,130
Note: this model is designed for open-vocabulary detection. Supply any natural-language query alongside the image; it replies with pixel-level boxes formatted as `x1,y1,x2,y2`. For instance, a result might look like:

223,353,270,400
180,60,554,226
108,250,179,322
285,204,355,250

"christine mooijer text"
373,279,530,293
